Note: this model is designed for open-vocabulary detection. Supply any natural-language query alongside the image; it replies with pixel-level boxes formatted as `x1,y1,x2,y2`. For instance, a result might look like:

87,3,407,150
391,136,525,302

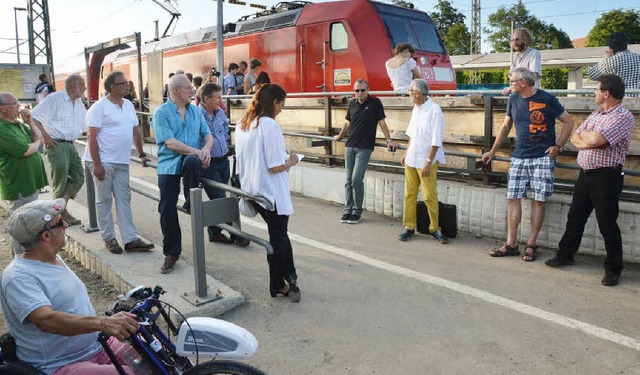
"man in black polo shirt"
334,79,397,224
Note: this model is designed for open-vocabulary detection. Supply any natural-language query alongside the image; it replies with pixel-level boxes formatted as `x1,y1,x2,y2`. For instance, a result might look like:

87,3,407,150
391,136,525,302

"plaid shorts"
507,156,556,202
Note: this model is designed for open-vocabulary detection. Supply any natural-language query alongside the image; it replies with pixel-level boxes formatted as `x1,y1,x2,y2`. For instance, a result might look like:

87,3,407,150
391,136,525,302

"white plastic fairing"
176,317,259,359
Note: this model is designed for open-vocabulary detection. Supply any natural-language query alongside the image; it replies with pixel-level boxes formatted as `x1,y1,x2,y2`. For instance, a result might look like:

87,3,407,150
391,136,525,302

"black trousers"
557,166,624,275
254,203,297,292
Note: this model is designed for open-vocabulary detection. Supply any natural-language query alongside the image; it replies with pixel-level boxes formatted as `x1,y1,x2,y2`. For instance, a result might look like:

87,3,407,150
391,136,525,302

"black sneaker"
431,230,449,244
124,238,154,252
347,214,361,224
340,213,351,223
601,273,620,287
105,239,123,254
399,228,415,242
545,254,574,267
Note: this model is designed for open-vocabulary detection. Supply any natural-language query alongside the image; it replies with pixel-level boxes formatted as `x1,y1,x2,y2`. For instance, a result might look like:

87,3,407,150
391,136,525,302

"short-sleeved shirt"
510,47,542,88
82,96,139,164
199,105,229,158
152,99,211,175
235,73,245,95
344,96,386,150
0,119,48,201
507,90,565,159
386,57,417,92
0,256,102,374
576,103,635,170
404,99,446,168
30,90,87,141
223,73,237,95
587,50,640,97
235,116,293,215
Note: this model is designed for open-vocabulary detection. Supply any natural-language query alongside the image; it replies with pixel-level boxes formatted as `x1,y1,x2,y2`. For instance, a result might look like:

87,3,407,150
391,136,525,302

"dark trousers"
254,203,297,292
158,155,204,257
202,158,231,238
557,166,624,275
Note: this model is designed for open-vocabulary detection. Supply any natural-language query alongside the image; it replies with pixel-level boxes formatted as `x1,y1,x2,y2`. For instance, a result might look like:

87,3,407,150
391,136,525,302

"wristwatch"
426,158,433,163
555,145,564,153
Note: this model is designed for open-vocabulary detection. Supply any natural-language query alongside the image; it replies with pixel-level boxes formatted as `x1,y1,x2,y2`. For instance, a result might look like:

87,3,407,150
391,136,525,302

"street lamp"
14,7,27,64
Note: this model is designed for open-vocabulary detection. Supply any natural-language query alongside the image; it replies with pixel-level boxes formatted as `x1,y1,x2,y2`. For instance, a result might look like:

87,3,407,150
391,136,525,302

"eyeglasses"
113,82,129,86
0,102,19,106
509,79,524,83
354,89,367,93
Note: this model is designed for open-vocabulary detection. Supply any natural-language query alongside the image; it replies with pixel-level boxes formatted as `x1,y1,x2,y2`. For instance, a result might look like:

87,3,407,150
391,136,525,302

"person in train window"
243,58,262,95
234,83,302,302
385,43,422,93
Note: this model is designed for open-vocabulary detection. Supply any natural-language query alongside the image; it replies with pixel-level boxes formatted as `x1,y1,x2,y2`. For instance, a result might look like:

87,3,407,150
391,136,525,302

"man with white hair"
152,74,213,274
398,79,448,244
30,74,87,225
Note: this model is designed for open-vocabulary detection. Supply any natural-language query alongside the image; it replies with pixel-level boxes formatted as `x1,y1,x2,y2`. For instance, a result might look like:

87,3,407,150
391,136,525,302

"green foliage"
540,68,568,89
456,70,508,84
585,9,640,47
430,0,470,55
444,23,470,55
485,0,572,53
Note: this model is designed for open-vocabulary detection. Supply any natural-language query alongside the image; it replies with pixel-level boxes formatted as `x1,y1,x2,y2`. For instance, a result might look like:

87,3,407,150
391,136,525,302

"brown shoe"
105,239,123,254
62,210,81,226
160,255,179,274
124,238,154,252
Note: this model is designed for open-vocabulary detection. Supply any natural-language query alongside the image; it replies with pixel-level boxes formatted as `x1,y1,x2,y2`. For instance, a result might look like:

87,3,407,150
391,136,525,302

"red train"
78,0,455,100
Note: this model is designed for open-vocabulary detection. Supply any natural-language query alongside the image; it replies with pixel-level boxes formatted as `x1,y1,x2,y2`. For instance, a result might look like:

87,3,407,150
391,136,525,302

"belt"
583,165,622,174
211,156,228,162
53,138,74,144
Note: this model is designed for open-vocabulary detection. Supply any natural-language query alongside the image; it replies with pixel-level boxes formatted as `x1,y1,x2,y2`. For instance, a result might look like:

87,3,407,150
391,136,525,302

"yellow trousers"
403,163,440,233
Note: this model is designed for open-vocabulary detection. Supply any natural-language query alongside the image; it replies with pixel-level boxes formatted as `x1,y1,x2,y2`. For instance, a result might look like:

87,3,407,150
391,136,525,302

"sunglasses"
354,89,367,93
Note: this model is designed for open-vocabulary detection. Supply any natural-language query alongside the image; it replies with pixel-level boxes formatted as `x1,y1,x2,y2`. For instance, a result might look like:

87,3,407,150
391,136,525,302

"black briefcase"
416,201,457,238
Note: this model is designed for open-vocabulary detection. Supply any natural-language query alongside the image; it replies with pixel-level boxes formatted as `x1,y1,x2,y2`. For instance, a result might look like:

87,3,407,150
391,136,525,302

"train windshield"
372,2,446,54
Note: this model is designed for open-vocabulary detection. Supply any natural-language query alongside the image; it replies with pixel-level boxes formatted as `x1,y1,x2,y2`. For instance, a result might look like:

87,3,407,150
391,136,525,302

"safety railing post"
81,164,99,233
482,96,494,185
189,188,208,299
324,94,333,166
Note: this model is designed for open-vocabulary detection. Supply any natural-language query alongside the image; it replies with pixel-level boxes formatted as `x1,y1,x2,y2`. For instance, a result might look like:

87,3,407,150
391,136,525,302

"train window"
377,13,419,51
410,19,445,54
330,23,348,51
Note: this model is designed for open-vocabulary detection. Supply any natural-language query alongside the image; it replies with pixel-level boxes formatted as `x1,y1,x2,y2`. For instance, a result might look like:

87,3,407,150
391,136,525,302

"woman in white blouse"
235,84,301,302
385,43,422,93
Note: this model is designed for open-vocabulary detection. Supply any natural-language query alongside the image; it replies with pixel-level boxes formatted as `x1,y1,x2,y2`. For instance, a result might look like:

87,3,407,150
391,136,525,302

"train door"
301,24,327,92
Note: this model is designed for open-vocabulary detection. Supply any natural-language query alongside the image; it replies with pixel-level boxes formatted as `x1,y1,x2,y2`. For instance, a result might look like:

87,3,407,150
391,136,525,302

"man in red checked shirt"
545,74,635,287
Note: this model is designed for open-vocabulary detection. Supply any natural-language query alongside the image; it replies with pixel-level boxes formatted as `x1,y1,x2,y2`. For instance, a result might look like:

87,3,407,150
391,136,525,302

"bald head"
0,92,20,122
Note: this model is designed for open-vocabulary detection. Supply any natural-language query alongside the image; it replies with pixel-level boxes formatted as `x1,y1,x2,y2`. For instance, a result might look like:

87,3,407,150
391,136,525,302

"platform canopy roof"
452,44,640,70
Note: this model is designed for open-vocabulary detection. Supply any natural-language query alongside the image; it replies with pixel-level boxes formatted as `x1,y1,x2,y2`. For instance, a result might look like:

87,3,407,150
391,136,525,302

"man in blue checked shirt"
198,83,250,247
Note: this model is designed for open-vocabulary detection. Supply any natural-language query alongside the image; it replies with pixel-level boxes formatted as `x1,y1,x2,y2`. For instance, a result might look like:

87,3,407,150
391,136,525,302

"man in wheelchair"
0,199,139,374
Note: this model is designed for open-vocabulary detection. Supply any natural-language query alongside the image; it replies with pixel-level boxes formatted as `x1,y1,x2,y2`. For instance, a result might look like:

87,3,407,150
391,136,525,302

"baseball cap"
8,199,66,245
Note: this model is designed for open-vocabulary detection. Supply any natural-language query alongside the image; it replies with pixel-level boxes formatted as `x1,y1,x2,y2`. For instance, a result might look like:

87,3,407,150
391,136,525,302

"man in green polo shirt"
0,92,48,256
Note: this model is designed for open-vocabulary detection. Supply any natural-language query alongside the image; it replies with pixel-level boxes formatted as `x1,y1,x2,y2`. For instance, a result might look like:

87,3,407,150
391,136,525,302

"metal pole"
189,188,208,298
14,8,26,64
483,96,494,185
135,32,146,136
84,48,92,107
216,0,224,76
323,93,333,166
509,17,514,72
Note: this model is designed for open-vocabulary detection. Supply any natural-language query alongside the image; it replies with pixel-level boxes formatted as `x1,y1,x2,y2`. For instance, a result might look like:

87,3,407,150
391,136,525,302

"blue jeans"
158,155,204,257
202,158,232,238
344,147,372,215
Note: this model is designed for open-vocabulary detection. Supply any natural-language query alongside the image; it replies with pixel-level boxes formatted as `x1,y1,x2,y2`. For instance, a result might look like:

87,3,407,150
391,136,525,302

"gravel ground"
0,206,120,334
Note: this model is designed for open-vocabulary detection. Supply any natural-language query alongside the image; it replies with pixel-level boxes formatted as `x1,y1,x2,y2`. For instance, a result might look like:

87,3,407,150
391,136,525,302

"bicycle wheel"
184,360,267,375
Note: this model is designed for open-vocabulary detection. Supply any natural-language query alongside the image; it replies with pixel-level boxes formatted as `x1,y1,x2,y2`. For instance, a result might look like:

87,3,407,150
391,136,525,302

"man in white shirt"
83,71,154,254
399,79,448,244
503,28,542,94
30,74,87,225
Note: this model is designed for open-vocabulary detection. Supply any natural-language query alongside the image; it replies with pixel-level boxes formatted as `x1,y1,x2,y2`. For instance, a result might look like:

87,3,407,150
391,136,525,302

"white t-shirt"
405,99,446,168
30,90,87,141
35,86,49,105
510,47,542,88
386,57,417,92
82,96,139,164
235,116,293,215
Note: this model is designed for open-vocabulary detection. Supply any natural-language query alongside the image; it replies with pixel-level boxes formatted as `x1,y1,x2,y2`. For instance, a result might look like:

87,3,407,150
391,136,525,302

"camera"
211,67,221,77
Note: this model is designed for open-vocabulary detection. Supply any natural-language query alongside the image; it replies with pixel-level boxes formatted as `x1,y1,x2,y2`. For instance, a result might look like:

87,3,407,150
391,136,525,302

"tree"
585,9,640,47
430,0,471,55
485,0,572,52
444,23,470,55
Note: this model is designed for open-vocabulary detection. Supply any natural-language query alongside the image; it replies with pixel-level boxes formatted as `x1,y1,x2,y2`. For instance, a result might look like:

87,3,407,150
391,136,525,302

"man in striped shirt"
545,74,635,287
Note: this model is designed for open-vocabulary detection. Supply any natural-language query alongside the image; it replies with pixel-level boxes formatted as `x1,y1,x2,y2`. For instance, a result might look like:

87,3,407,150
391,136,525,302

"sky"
1,0,639,72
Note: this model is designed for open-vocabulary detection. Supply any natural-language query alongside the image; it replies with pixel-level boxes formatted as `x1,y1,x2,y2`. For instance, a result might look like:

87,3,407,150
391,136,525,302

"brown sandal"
489,243,520,257
522,244,538,262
